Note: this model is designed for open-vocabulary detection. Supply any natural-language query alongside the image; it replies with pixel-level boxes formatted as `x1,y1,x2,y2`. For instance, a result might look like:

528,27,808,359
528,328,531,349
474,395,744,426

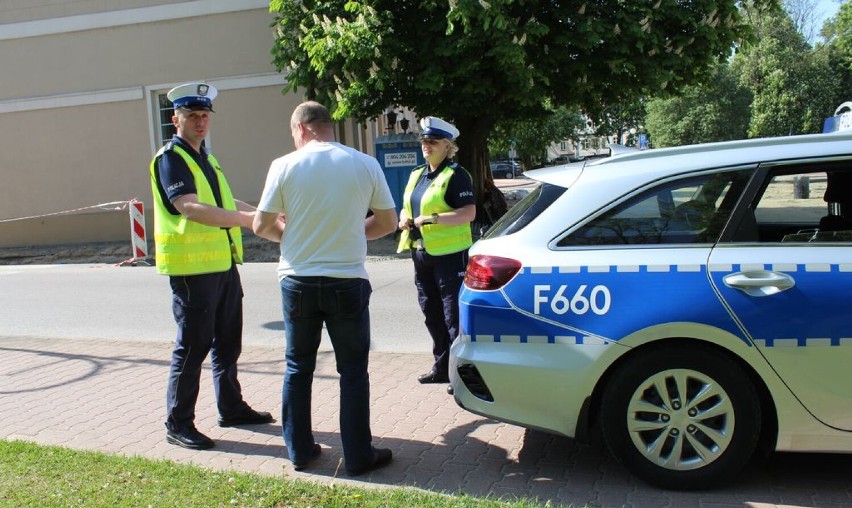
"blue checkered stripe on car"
460,261,852,347
459,333,612,345
752,337,852,347
462,262,724,346
529,263,704,274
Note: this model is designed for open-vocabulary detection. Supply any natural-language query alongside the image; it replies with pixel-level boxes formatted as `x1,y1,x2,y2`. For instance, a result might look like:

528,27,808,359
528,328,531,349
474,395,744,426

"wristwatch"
432,213,439,224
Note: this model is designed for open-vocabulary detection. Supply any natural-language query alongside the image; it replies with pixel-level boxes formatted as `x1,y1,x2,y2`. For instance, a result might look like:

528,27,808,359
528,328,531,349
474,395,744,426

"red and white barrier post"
121,199,149,265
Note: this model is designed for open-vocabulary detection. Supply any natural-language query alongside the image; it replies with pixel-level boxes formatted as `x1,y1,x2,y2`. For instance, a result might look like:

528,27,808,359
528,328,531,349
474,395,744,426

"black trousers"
411,248,469,376
165,265,248,431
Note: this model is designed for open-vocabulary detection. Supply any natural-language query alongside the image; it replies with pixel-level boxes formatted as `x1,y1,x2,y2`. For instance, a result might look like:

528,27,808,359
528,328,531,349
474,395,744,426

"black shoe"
446,385,454,395
293,443,322,472
218,408,275,427
417,371,449,384
347,448,392,476
166,427,214,450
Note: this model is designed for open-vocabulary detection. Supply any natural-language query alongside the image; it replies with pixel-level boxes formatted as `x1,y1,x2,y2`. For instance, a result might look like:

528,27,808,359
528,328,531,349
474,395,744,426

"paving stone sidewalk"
1,336,850,507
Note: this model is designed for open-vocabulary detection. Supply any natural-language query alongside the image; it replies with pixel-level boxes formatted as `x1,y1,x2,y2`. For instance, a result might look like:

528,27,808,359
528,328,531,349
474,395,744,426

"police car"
449,127,852,489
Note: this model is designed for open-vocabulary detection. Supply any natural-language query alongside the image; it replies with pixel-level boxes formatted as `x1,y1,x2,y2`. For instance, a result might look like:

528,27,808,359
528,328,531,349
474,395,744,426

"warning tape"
0,199,151,267
0,200,132,223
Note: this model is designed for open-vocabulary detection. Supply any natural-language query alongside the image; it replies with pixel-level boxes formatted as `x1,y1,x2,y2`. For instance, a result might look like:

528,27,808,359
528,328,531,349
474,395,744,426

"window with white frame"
156,92,176,147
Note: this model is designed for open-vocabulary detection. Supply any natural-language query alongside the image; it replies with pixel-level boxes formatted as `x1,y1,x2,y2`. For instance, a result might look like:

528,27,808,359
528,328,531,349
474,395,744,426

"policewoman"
150,83,272,450
397,117,476,384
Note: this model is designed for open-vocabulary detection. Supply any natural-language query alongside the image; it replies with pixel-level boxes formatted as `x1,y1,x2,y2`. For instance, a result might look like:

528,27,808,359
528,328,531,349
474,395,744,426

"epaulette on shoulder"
154,140,175,161
448,162,472,180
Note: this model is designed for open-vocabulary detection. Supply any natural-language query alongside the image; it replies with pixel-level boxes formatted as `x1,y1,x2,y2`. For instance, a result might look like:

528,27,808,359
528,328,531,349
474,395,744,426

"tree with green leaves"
589,101,648,146
488,104,585,169
270,0,768,214
645,64,751,146
731,7,841,136
820,1,851,111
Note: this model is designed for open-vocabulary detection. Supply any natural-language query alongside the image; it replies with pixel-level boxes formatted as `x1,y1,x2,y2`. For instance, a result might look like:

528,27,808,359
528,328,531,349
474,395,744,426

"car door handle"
723,270,795,297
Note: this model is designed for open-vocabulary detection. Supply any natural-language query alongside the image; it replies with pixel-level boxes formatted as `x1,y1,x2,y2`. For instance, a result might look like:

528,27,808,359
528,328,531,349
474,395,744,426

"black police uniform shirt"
154,135,224,214
409,160,475,241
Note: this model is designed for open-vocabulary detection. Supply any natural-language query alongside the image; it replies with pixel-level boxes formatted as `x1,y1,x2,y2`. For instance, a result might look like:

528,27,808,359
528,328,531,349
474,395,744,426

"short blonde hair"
447,140,459,159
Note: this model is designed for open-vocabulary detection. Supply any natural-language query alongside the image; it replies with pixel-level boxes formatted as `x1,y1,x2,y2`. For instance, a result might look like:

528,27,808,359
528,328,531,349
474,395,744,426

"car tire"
504,171,514,179
600,345,761,490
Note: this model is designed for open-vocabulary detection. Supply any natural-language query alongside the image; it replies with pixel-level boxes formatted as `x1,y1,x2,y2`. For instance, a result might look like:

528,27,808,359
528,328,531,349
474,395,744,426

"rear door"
709,160,852,430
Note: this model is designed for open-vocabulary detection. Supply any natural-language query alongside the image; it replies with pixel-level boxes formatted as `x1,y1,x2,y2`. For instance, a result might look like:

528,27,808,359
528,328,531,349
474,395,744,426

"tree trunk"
454,116,508,230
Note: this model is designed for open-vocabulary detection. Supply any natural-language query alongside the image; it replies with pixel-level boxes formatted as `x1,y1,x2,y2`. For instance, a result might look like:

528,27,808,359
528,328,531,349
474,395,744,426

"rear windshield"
480,183,567,239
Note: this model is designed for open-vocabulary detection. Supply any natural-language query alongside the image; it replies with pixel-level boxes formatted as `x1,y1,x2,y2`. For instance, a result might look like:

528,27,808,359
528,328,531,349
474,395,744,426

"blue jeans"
279,276,375,469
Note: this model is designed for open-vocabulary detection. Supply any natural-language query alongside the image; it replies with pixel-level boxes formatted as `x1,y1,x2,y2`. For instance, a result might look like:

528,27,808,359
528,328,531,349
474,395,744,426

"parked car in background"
450,129,852,490
490,160,522,179
551,150,612,165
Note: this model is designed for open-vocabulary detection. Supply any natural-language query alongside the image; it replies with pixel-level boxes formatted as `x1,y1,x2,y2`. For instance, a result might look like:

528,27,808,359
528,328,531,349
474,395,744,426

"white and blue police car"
450,125,852,489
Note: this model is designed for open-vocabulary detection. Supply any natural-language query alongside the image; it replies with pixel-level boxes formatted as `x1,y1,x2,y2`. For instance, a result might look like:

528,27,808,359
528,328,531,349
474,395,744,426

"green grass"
0,440,568,508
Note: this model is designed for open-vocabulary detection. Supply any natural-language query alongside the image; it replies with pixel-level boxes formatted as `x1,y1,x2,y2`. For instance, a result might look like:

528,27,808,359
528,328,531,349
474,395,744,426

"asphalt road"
0,259,427,352
2,253,852,506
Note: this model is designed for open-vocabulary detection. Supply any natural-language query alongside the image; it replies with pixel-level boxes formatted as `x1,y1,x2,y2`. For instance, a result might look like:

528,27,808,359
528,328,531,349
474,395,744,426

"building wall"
0,1,379,248
0,0,177,24
1,99,152,246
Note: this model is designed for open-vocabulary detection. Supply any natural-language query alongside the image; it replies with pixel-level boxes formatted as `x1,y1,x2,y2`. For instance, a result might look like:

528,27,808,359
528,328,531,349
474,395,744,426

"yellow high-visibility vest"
397,164,473,255
149,143,243,275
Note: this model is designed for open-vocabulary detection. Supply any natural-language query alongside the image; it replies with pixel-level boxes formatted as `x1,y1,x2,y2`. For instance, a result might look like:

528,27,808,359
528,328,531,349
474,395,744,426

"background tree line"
644,0,849,147
500,0,850,158
269,0,848,217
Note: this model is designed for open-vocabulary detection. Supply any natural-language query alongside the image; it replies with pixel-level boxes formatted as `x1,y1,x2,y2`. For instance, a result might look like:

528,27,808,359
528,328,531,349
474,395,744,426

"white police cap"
167,82,217,112
420,116,460,141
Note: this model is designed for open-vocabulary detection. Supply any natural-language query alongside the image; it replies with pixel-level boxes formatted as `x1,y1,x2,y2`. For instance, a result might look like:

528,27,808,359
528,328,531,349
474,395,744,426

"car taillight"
464,255,522,290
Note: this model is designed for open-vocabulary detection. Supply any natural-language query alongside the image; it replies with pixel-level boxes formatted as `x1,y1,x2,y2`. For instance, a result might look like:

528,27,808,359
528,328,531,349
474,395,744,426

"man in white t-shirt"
253,101,397,476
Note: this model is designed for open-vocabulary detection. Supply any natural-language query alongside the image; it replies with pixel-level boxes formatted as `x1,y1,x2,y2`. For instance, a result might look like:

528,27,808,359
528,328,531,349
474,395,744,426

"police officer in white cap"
397,117,476,387
149,83,273,450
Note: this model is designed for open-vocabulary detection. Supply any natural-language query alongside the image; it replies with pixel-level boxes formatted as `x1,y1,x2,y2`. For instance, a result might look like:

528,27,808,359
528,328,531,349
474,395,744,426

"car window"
559,169,753,246
490,161,521,172
481,183,564,239
735,164,852,243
